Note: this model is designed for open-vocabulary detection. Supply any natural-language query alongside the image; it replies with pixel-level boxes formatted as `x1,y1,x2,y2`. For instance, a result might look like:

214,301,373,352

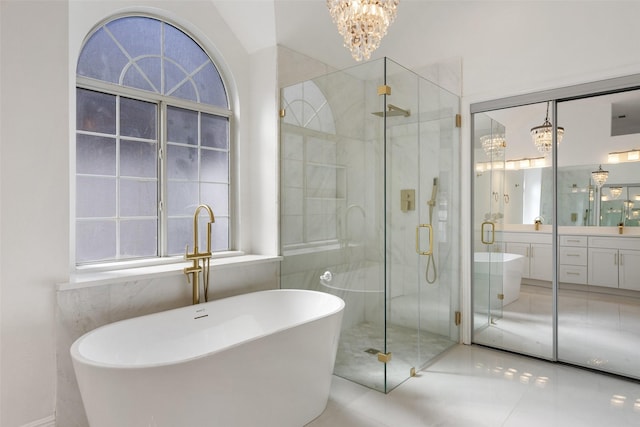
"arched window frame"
74,14,234,266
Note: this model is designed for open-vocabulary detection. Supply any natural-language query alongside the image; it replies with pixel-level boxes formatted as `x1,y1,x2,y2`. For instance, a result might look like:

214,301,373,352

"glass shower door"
383,59,460,391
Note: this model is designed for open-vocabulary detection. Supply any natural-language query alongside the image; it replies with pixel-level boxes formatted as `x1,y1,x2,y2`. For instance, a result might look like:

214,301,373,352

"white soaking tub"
71,289,344,427
474,252,524,305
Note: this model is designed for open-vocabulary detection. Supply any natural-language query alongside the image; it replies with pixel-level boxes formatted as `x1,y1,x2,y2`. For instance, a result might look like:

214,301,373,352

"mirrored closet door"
472,77,640,381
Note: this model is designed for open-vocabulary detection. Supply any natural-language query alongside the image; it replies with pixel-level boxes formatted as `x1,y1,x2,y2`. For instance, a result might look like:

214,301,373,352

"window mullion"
159,101,168,257
115,96,121,259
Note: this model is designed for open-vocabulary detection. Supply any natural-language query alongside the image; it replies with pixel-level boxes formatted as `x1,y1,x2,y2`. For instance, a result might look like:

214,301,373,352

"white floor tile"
307,345,640,427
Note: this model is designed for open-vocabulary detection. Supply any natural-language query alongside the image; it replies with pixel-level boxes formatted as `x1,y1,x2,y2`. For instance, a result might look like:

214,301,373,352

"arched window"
75,16,231,264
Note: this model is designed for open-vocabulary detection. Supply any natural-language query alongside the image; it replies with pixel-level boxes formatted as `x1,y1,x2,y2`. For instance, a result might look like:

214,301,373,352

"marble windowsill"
59,254,283,291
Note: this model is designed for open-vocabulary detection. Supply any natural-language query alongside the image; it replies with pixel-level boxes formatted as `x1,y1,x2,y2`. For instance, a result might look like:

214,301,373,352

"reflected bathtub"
71,289,344,427
474,252,524,305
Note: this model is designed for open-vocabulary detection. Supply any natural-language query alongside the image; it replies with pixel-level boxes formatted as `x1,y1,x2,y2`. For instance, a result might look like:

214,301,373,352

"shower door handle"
481,221,495,245
416,224,433,255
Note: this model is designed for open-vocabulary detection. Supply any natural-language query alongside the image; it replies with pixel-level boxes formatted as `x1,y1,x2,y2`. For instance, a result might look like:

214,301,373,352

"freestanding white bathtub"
71,289,345,427
474,252,524,305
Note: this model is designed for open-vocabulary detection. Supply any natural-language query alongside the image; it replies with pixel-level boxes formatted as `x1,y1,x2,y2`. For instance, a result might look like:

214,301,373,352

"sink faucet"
184,204,215,304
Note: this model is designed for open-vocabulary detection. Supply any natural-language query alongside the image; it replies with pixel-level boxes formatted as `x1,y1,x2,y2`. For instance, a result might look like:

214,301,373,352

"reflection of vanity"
501,232,552,281
497,228,640,291
588,236,640,290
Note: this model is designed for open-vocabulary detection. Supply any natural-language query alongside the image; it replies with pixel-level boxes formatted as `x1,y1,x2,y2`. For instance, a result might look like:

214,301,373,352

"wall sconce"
608,149,640,163
476,156,547,173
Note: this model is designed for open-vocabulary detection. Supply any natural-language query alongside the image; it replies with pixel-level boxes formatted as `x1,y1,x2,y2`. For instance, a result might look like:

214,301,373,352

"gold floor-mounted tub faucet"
184,204,215,305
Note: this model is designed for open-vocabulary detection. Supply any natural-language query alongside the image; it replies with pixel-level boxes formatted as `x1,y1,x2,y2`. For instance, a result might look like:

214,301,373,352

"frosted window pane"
194,63,227,108
120,179,157,216
127,57,161,92
201,150,228,183
106,17,161,60
76,28,129,83
168,78,197,103
76,176,116,217
76,134,115,175
122,65,157,94
76,221,116,263
167,145,198,180
167,181,198,215
202,114,228,149
77,89,116,134
120,97,157,139
201,183,229,216
165,60,196,101
167,106,198,145
167,217,191,255
211,217,229,251
120,219,158,258
164,23,208,74
120,140,157,178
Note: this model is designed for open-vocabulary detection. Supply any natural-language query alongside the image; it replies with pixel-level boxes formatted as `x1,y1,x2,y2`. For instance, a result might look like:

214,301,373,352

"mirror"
474,88,640,227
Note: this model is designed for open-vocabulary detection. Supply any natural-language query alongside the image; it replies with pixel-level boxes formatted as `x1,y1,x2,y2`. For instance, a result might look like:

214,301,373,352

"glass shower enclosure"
279,58,460,392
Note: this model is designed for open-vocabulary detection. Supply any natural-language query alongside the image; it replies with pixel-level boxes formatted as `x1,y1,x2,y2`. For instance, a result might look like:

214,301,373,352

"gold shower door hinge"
377,352,392,364
455,311,461,326
279,108,286,118
377,85,392,96
497,293,505,300
455,114,462,128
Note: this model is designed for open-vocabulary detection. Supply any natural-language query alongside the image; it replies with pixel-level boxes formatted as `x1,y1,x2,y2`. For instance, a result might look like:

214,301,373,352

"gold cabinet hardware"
377,85,391,95
377,352,392,364
481,221,495,245
455,114,462,128
416,224,433,255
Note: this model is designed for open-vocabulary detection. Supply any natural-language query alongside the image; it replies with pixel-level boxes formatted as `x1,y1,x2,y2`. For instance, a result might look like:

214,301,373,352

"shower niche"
279,57,460,392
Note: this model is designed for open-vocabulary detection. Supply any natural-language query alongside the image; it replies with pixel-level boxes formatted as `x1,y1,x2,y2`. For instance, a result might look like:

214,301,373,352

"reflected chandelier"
530,101,564,155
591,165,609,188
326,0,399,62
480,134,506,158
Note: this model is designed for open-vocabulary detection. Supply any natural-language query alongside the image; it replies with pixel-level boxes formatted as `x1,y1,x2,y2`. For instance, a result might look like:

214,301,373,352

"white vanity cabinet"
588,237,640,290
503,233,552,282
559,235,588,284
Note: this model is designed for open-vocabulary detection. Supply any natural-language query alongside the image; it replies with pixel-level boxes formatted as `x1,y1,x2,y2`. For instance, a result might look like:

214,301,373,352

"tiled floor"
306,344,640,427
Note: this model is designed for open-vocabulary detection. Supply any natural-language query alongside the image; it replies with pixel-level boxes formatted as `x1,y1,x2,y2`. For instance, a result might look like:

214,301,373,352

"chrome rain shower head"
371,104,411,117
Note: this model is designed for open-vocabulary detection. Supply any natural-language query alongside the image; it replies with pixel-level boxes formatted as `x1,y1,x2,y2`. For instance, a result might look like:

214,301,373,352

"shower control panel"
401,189,415,212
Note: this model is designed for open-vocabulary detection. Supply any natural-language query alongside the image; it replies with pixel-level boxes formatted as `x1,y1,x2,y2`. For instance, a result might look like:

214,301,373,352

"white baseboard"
21,415,55,427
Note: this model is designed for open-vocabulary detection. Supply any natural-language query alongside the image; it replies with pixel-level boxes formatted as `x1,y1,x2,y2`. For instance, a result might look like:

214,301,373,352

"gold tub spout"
184,204,215,304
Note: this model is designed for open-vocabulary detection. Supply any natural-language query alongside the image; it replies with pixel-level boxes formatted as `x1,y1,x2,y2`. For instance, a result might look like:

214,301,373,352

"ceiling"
212,0,449,72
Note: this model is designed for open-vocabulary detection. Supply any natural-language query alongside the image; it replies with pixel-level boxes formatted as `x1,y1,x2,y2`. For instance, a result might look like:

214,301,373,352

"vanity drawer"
560,235,587,247
559,247,587,266
559,265,587,284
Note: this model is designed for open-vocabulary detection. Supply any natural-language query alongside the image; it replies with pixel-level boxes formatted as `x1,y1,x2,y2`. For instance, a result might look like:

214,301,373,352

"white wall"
1,1,280,426
1,2,69,426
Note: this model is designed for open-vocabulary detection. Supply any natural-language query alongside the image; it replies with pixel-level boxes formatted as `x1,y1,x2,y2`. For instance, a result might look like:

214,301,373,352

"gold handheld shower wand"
426,178,438,284
184,204,215,304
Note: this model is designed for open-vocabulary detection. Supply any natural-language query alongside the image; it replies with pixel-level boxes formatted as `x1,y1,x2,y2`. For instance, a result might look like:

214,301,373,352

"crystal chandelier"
530,101,564,155
480,134,506,158
591,165,609,188
610,187,623,199
326,0,400,62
